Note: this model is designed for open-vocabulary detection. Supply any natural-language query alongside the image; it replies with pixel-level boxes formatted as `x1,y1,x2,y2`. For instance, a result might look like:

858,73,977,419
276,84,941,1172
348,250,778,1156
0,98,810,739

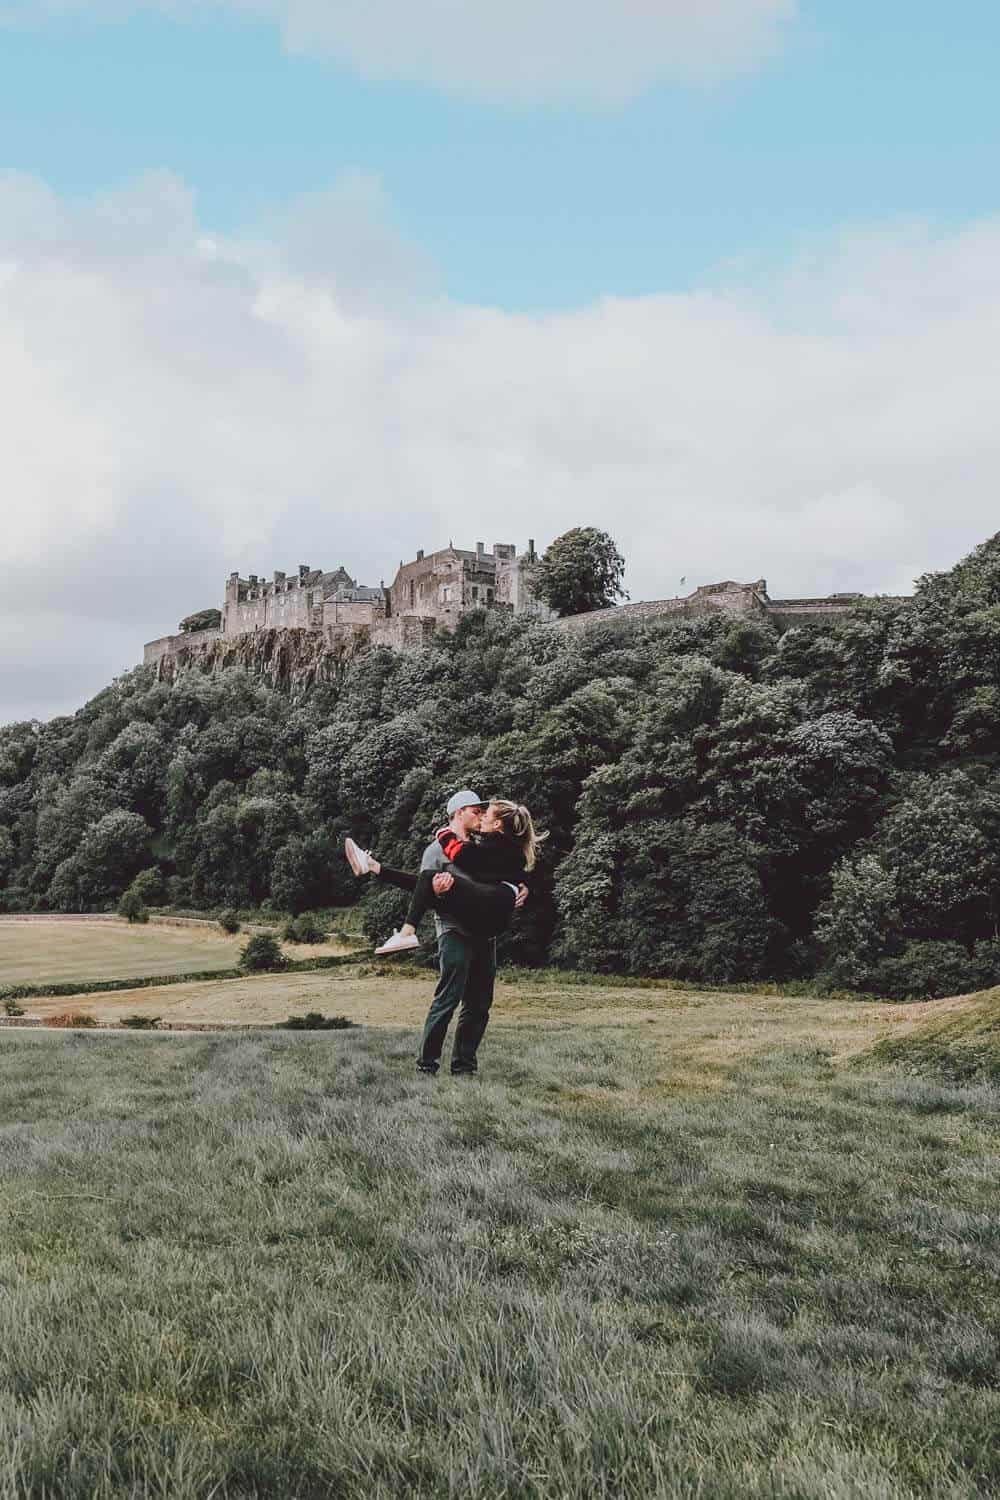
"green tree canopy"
527,527,627,617
179,609,222,634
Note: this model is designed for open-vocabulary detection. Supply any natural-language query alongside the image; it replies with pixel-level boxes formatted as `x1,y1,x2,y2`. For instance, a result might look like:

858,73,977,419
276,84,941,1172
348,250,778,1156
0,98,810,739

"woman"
345,798,545,954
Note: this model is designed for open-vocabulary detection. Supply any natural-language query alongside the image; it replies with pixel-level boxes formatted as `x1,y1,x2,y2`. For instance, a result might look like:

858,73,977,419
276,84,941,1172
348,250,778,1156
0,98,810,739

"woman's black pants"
376,864,516,939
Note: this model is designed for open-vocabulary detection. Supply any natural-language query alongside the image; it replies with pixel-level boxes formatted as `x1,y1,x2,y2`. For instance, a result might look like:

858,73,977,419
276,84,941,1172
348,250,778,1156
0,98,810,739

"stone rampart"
144,626,222,666
556,583,768,635
556,598,689,634
371,615,440,651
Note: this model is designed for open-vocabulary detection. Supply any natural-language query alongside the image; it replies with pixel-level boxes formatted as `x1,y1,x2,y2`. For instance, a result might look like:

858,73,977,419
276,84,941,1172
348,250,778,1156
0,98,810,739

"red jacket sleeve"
436,827,467,864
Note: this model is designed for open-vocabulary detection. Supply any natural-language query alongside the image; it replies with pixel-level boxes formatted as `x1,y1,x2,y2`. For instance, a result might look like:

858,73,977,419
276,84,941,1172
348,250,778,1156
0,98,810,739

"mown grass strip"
0,952,360,1002
367,960,891,1005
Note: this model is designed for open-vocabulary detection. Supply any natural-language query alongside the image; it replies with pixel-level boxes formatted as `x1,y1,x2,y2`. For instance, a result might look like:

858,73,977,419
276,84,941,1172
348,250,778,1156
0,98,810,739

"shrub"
3,999,24,1017
179,607,222,633
281,1012,356,1030
120,1014,160,1029
129,867,166,906
238,932,288,973
872,941,984,1001
218,909,241,934
282,912,328,945
167,874,194,906
117,889,149,924
46,1011,98,1028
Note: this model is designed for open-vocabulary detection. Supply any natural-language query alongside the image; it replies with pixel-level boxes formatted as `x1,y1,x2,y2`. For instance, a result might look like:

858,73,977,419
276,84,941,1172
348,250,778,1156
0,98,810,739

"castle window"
487,588,494,603
472,587,479,601
409,580,415,608
306,592,313,609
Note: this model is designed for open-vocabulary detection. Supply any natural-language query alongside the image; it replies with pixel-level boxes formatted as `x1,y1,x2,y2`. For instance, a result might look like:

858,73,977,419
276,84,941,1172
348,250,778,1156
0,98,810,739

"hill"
7,531,1000,998
867,985,1000,1081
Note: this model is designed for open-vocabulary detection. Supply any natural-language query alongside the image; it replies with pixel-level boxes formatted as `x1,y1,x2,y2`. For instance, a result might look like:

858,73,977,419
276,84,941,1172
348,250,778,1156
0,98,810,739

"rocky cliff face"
152,627,362,693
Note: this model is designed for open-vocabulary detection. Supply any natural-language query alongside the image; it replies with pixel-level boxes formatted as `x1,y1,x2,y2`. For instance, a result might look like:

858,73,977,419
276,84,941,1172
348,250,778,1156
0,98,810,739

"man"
416,789,525,1077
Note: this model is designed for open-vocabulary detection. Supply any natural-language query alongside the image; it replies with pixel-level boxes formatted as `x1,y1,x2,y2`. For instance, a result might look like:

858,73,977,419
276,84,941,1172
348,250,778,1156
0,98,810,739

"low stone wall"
556,592,764,634
144,626,222,665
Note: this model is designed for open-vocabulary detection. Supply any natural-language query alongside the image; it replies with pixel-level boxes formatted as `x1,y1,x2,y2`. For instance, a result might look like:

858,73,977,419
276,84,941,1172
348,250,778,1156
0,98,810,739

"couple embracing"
345,790,545,1077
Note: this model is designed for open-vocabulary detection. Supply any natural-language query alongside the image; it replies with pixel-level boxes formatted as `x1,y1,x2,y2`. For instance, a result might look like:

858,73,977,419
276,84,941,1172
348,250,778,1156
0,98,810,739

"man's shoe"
344,837,373,877
450,1065,478,1077
375,930,421,956
416,1061,438,1075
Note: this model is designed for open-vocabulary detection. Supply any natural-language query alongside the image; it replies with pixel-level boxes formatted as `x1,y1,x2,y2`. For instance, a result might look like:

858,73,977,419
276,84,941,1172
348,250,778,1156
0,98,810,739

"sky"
2,0,1000,721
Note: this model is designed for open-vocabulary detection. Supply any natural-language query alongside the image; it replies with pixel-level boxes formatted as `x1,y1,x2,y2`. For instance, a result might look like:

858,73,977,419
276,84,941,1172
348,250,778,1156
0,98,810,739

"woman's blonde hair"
489,799,549,872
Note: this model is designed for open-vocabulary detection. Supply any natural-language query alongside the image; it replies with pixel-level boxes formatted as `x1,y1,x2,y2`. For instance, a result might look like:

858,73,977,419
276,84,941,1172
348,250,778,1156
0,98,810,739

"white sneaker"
345,837,373,877
374,930,421,956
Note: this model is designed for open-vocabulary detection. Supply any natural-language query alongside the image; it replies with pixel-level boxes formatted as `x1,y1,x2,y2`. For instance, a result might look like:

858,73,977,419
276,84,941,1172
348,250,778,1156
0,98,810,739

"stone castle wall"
144,544,905,671
556,579,769,635
143,625,222,667
145,538,546,667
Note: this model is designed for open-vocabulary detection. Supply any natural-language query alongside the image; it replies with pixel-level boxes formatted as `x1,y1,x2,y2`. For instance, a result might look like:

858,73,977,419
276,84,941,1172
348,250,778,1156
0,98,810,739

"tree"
283,912,327,944
238,931,287,972
815,854,898,991
527,527,627,617
179,609,222,634
118,888,149,923
128,867,166,906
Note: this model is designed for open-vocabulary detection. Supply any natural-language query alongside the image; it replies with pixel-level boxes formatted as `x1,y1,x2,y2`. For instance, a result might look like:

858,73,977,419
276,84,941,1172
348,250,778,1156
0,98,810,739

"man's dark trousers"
418,929,496,1074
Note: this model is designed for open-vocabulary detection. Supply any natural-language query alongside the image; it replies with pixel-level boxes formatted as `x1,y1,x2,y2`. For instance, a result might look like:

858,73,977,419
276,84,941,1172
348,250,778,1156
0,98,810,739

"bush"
238,932,288,973
167,874,194,907
3,999,25,1017
218,909,241,934
46,1011,98,1028
281,1012,356,1030
121,1014,160,1029
129,867,166,906
872,941,985,1001
117,889,149,924
360,880,412,947
282,912,328,945
179,607,222,633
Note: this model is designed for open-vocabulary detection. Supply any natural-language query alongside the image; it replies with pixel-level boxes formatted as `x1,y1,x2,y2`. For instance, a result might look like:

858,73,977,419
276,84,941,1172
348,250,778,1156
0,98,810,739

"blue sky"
3,1,999,309
4,0,1000,720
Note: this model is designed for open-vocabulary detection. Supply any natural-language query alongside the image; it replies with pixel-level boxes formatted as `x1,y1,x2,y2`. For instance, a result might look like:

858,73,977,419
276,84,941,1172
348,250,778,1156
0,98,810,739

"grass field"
0,917,351,987
1,974,999,1498
3,964,926,1053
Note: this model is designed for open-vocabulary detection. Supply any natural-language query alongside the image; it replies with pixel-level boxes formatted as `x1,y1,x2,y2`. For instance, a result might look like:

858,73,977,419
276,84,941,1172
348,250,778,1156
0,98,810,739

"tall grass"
0,1025,998,1497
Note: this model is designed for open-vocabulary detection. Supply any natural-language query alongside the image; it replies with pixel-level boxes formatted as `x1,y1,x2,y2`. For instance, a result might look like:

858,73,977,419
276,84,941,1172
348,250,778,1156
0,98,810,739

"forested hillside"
5,533,1000,998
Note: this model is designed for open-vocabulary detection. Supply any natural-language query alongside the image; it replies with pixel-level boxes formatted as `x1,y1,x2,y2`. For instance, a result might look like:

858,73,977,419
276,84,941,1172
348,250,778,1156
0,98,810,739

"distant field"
1,1003,997,1498
0,917,351,986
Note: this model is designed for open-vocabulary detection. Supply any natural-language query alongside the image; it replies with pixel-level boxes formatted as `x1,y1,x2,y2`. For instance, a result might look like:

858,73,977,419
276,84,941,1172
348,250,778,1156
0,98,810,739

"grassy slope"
1,1017,998,1499
866,986,1000,1082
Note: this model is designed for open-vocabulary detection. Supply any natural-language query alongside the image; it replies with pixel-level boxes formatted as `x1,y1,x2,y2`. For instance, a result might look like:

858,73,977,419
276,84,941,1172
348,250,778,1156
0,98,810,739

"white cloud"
3,171,1000,719
2,0,797,103
274,0,797,102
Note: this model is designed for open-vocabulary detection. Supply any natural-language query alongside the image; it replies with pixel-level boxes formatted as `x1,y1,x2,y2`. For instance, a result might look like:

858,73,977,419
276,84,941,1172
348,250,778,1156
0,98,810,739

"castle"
144,539,551,666
143,538,886,670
